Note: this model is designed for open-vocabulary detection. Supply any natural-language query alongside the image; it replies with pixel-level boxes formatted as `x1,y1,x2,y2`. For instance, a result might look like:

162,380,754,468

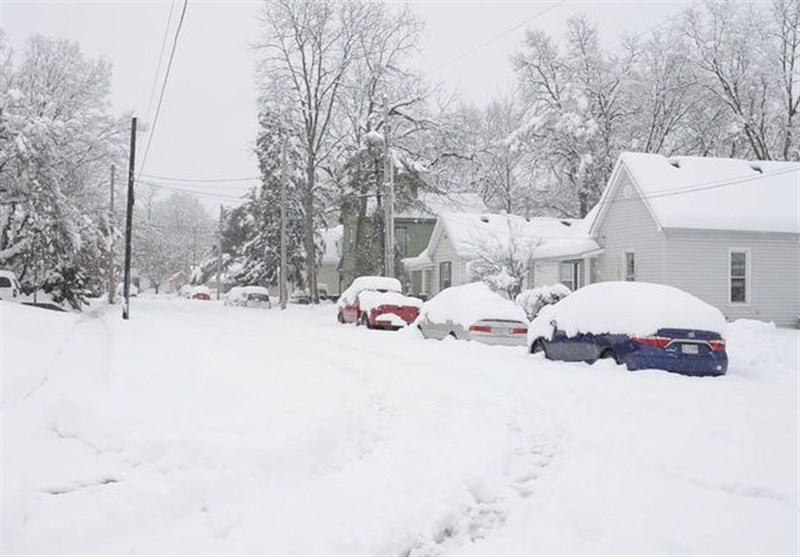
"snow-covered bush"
515,284,571,320
42,264,90,310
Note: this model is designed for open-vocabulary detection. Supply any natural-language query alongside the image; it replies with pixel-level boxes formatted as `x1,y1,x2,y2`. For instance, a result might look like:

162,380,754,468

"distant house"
338,192,487,294
318,225,343,296
587,152,800,327
404,212,600,298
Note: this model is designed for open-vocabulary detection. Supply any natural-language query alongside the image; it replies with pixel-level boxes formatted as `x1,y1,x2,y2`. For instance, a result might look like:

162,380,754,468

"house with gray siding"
587,152,800,327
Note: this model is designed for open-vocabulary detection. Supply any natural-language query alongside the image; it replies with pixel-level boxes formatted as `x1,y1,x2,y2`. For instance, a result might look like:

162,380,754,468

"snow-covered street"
2,298,798,555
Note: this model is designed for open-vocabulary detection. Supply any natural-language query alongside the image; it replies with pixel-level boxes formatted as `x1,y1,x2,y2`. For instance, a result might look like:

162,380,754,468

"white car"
226,285,271,308
416,282,529,346
0,270,22,301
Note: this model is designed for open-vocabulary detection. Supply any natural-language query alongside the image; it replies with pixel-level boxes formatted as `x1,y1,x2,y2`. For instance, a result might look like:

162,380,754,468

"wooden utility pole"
108,164,116,304
280,134,288,310
216,205,223,300
122,117,137,320
383,95,395,278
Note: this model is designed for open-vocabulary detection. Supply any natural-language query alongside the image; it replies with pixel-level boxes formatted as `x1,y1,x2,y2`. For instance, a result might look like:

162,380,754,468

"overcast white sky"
2,0,692,210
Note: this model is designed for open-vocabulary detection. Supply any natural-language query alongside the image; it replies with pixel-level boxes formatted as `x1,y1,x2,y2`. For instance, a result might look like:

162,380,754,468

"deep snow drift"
1,298,798,555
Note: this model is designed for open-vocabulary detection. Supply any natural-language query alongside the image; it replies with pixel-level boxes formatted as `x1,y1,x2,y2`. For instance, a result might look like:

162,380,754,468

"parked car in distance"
417,282,529,346
190,285,212,301
0,270,21,301
528,282,728,376
337,276,422,330
289,289,311,305
226,285,271,308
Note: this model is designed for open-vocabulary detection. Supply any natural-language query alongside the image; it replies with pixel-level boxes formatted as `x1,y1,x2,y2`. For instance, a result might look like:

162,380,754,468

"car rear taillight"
469,324,492,333
631,335,671,349
708,340,726,352
510,328,528,335
13,289,18,298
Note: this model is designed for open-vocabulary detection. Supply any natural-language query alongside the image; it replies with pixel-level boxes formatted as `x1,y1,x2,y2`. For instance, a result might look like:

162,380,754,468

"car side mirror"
549,319,558,329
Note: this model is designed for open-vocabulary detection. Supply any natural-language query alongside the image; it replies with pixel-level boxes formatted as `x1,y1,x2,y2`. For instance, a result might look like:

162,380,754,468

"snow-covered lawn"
2,298,798,555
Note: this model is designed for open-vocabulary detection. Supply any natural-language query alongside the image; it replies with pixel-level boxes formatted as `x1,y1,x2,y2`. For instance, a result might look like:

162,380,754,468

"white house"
406,152,799,327
587,152,800,327
404,212,600,298
318,225,343,296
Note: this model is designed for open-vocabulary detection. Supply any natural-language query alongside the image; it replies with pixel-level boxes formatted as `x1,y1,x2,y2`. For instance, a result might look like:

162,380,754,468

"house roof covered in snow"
404,211,600,270
590,152,800,235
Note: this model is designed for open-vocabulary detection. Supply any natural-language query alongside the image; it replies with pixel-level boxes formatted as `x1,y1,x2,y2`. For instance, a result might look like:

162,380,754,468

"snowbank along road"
1,297,798,555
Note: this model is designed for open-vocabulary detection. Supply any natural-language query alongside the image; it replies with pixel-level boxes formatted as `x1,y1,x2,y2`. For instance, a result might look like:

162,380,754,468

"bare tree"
256,0,362,302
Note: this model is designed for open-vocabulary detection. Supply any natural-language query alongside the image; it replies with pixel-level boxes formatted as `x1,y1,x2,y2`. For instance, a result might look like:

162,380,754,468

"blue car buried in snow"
528,282,728,376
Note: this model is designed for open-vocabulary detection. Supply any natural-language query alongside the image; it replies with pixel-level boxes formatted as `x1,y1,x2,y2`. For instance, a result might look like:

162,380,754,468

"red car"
336,276,422,330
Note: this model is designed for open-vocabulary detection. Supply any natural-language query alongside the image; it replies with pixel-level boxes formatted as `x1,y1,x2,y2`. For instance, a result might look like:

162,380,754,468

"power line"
140,172,260,183
140,180,250,201
144,0,177,126
430,0,567,74
137,0,189,182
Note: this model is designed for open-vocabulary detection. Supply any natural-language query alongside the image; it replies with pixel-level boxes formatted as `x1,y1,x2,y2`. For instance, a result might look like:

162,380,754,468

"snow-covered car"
0,270,21,302
224,286,244,306
190,285,212,301
226,285,271,308
528,282,728,376
417,282,529,346
336,276,422,330
289,289,311,304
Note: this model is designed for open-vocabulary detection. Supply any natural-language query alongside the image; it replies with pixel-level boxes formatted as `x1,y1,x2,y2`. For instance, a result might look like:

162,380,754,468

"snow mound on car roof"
421,282,528,328
337,276,402,308
359,290,422,312
528,282,727,341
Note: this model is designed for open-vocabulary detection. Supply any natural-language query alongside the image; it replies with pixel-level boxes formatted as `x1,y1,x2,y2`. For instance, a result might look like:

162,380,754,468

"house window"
624,251,635,281
439,261,452,291
560,261,582,291
395,227,407,256
730,249,749,304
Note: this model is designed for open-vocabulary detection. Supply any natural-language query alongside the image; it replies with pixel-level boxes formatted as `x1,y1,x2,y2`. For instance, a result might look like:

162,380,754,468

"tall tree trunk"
305,158,318,303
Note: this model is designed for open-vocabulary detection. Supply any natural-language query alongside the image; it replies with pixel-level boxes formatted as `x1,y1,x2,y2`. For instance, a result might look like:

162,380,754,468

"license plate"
681,344,699,355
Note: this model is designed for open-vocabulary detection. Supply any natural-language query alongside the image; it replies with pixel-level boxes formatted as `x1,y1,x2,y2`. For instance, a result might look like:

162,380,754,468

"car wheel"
531,338,545,354
599,348,620,365
361,313,371,329
337,311,344,324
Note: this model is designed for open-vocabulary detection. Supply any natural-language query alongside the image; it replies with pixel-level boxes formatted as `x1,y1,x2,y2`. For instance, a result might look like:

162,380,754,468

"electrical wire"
144,0,177,126
140,173,260,183
429,0,567,73
137,0,189,182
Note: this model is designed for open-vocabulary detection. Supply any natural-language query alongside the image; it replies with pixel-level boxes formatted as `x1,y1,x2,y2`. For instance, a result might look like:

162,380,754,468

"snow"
373,313,408,328
358,290,422,312
528,282,728,341
420,282,528,328
426,212,600,264
337,276,402,308
610,152,800,234
1,297,797,555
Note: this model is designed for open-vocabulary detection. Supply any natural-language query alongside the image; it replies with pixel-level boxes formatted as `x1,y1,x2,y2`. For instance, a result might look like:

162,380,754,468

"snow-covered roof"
319,225,343,265
591,152,800,234
404,211,600,270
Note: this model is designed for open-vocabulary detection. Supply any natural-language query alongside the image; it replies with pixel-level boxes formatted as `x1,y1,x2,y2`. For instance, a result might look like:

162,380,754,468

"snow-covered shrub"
42,264,90,310
515,284,571,320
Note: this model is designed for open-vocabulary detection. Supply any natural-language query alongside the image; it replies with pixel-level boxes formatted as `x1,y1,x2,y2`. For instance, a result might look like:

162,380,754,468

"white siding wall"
532,261,560,287
429,231,461,296
664,229,800,328
595,168,666,283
